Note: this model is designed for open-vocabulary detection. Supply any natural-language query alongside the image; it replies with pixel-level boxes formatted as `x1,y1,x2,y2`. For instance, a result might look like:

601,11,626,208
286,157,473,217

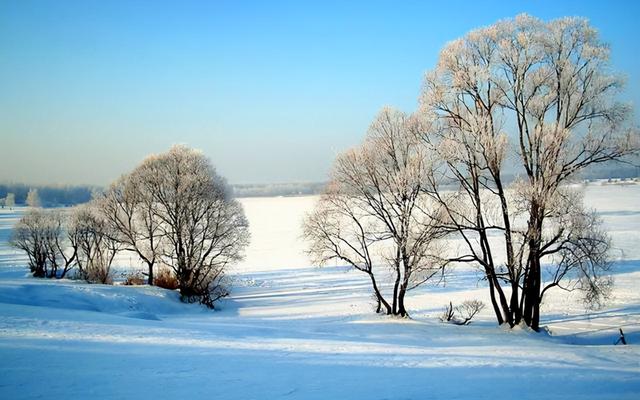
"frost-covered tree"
304,108,445,317
420,14,639,330
72,204,122,284
132,145,250,308
26,188,41,208
44,210,81,279
11,210,51,277
5,193,15,209
10,209,79,278
98,173,164,285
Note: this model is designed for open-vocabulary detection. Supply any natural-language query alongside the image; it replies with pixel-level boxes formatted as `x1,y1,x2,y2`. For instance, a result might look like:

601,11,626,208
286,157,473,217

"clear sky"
1,0,639,185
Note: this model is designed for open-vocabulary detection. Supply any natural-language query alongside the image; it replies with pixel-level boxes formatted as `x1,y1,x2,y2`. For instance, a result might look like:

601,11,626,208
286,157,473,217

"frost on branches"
419,14,638,330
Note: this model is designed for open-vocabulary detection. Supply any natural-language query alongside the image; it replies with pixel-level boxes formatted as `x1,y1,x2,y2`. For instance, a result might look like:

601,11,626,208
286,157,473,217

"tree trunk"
397,283,408,317
391,261,401,315
147,262,154,285
487,276,504,325
491,273,512,326
510,282,521,325
518,200,542,330
369,273,391,314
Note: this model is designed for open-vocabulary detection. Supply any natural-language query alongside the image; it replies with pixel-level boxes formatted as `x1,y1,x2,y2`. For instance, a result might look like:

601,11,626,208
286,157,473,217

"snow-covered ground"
0,184,639,399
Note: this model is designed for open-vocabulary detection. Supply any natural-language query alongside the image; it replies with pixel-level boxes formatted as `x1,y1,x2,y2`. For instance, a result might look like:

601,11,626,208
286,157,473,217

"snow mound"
0,277,202,321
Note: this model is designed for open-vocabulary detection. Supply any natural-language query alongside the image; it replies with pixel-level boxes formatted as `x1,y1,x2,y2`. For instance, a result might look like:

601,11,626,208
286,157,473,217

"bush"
440,301,456,323
78,266,113,285
154,268,179,290
178,270,229,309
439,300,486,325
123,272,146,286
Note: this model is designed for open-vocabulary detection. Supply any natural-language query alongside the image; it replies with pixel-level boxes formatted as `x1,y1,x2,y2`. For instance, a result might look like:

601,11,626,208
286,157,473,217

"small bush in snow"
154,268,179,290
440,300,486,325
440,301,456,323
123,272,146,286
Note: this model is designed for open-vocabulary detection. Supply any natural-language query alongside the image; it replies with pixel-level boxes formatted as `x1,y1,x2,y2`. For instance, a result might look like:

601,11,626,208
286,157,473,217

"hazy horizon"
2,0,639,186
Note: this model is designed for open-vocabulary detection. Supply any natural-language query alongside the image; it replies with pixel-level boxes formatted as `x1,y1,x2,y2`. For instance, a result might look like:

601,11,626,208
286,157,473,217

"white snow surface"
0,184,639,399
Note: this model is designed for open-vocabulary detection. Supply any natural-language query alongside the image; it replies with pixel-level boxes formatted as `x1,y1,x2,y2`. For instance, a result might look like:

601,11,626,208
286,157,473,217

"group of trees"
0,183,95,207
1,189,42,209
304,14,638,330
0,193,15,209
11,145,249,308
0,184,95,208
232,182,325,198
8,14,639,325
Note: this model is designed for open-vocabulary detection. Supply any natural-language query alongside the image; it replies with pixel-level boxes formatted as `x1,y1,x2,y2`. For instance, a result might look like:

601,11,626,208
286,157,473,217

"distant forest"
231,182,327,198
0,182,326,207
1,164,637,207
0,184,97,207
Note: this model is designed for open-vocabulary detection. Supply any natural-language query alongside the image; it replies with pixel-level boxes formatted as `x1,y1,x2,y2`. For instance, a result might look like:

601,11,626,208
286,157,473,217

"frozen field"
0,184,639,399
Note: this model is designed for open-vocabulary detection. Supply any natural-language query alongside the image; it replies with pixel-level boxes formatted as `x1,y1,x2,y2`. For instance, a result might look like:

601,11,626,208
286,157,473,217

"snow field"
0,184,639,399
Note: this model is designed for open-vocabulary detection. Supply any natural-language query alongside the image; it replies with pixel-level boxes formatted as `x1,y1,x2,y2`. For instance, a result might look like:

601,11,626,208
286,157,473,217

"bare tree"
10,209,78,278
304,182,392,314
534,189,614,310
11,209,51,277
132,145,249,308
98,173,164,285
440,301,456,323
304,108,445,317
420,14,639,330
43,210,80,278
72,205,122,284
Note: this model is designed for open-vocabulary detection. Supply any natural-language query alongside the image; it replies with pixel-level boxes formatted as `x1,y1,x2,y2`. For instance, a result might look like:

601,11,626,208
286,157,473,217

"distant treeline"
0,182,326,206
0,184,97,207
1,164,637,206
230,165,640,197
582,164,640,180
231,182,326,198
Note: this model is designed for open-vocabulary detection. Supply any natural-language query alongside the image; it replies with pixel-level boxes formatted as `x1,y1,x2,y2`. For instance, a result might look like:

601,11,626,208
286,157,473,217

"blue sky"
1,0,639,185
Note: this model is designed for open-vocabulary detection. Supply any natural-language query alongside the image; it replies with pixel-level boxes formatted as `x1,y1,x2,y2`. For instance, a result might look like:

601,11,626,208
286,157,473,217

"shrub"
440,300,486,325
78,267,113,285
440,301,455,323
123,272,146,286
154,268,179,290
179,270,229,309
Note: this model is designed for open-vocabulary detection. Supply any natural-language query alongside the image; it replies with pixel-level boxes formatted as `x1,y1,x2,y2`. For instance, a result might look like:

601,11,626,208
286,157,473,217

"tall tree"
304,108,445,317
420,14,638,330
72,204,122,284
133,145,250,308
98,174,163,285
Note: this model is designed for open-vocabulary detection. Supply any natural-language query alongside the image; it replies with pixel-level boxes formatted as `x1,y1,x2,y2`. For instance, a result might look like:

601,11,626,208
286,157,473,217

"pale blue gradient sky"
1,0,639,185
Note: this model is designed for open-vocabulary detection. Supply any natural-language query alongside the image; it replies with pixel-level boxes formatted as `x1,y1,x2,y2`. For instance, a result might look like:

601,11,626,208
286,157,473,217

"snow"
1,184,639,399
